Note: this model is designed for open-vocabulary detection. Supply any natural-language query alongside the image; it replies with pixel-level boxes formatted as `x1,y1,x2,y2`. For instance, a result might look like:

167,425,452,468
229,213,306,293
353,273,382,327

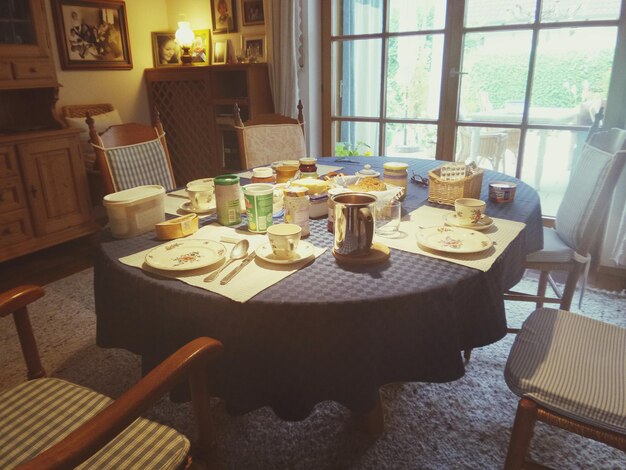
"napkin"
119,224,326,302
375,205,526,272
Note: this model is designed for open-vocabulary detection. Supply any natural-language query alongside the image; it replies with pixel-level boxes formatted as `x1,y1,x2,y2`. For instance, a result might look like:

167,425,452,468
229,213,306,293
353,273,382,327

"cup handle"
358,207,374,251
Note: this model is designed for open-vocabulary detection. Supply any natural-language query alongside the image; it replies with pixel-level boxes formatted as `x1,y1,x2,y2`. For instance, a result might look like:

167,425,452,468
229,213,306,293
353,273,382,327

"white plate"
416,226,493,254
255,241,315,265
145,239,226,271
179,201,215,214
443,213,494,231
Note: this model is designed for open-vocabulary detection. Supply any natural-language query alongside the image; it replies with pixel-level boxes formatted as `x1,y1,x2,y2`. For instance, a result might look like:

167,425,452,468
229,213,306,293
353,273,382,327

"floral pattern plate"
443,213,494,231
145,240,225,271
416,226,493,254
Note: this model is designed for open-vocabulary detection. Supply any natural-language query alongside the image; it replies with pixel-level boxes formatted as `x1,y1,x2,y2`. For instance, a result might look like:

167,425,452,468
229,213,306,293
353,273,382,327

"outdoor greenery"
335,141,372,157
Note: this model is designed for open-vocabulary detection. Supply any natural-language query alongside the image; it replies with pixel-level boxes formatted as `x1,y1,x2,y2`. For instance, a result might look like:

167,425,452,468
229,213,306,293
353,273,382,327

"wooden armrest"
17,337,223,470
0,285,44,317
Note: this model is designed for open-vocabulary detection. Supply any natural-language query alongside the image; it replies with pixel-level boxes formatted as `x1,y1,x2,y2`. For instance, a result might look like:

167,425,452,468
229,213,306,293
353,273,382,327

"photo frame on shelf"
243,35,266,62
51,0,132,70
151,32,181,67
241,0,264,26
213,39,227,65
191,29,211,65
210,0,237,34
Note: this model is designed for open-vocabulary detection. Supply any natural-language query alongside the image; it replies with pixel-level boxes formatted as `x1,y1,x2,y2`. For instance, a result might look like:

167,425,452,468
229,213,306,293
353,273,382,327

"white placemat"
119,225,326,302
236,164,343,179
374,206,526,272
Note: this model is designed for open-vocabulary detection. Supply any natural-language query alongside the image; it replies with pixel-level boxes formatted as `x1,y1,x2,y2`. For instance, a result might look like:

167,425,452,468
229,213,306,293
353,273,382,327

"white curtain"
268,0,300,117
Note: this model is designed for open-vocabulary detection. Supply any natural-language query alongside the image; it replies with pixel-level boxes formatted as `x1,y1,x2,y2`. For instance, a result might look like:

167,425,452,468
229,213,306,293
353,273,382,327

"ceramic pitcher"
332,192,377,256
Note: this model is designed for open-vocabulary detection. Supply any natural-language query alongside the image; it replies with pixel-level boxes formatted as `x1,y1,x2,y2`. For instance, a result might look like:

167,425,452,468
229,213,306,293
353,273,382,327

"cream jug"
332,193,377,256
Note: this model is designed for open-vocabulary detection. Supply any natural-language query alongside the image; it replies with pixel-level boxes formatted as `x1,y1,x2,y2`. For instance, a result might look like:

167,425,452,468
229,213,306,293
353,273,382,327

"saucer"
443,213,494,231
255,241,315,265
179,201,215,214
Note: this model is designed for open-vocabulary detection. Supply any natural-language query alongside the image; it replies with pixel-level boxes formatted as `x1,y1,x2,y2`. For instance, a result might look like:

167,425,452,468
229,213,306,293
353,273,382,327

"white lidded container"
103,185,165,238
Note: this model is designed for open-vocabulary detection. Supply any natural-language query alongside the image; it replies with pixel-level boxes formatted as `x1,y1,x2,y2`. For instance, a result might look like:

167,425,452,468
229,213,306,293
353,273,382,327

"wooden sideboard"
145,63,274,183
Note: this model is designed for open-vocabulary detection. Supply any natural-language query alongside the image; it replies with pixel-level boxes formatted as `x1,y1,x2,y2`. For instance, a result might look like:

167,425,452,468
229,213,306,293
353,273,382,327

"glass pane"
332,39,382,117
386,34,444,120
521,129,587,216
332,0,383,36
529,27,617,125
458,30,533,124
334,121,379,156
455,126,519,176
465,0,536,27
541,0,622,22
388,0,446,32
385,123,437,159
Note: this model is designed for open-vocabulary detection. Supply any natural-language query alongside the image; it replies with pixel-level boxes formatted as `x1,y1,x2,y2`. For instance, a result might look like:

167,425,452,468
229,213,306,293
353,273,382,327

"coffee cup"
186,183,213,211
267,223,301,259
454,198,486,225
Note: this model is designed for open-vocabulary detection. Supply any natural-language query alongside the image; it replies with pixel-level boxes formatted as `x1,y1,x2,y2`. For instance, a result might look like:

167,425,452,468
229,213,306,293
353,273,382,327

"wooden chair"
0,285,223,469
87,110,176,194
457,127,509,173
503,307,626,469
234,100,306,169
504,128,626,312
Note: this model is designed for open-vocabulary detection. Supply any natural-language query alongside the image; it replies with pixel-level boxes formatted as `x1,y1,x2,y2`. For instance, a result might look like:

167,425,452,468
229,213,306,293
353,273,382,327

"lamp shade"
175,21,194,47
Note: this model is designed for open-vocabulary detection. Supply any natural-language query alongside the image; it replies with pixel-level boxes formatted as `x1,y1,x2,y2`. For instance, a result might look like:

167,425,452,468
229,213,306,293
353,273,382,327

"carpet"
1,269,625,469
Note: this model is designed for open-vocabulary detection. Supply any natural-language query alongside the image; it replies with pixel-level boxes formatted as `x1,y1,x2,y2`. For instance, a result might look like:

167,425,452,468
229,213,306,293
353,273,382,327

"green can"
214,174,242,226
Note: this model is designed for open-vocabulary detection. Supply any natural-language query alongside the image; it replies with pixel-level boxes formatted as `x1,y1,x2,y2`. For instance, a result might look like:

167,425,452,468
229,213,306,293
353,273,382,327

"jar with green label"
215,174,242,226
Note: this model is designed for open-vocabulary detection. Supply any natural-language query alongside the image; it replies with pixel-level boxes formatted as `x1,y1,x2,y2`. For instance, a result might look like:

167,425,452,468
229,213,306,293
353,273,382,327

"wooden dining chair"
234,100,306,169
503,307,626,469
504,128,626,312
87,109,176,195
0,285,223,469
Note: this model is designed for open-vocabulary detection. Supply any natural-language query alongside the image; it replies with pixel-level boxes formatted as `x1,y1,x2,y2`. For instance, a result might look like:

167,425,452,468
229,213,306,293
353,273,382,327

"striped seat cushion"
0,378,189,469
103,139,175,192
505,308,626,434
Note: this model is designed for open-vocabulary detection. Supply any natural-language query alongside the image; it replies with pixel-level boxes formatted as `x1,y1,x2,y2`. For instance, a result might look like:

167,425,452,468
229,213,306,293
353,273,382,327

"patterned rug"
1,269,624,469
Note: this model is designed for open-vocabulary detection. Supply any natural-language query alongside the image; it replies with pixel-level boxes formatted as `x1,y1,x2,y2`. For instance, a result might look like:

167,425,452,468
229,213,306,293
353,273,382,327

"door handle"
449,68,468,78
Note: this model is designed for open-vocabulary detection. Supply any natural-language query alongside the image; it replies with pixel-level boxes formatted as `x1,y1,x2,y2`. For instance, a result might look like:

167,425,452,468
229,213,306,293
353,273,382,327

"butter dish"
155,213,199,240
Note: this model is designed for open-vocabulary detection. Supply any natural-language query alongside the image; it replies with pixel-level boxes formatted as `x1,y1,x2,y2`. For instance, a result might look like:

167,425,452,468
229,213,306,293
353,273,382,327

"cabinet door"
18,136,92,236
0,0,51,58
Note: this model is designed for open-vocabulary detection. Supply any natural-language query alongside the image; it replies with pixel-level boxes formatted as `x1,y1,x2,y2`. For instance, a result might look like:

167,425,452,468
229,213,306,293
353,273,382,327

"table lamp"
175,20,194,65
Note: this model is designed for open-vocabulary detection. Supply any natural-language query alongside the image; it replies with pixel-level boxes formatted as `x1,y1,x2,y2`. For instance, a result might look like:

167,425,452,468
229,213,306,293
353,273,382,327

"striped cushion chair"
0,285,223,469
503,308,626,469
87,110,176,195
505,128,626,312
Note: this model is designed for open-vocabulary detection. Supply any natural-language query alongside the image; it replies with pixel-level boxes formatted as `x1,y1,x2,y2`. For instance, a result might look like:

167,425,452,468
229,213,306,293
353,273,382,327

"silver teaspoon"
204,239,249,282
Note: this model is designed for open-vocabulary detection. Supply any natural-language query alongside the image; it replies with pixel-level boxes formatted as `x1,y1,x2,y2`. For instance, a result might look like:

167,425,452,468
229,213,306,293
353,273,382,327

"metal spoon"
204,239,249,282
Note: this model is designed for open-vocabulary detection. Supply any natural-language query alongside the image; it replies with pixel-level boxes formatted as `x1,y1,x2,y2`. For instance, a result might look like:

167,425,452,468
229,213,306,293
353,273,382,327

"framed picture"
210,0,237,34
213,39,227,65
51,0,132,70
243,35,266,62
191,29,211,65
151,32,181,67
241,0,265,26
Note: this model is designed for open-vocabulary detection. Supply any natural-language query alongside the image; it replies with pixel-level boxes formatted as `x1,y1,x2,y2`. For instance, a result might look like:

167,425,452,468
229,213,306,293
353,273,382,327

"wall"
45,0,169,124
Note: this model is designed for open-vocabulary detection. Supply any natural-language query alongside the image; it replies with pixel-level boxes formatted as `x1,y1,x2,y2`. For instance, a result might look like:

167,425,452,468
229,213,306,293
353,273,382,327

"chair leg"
504,398,538,470
463,349,472,362
535,271,549,309
560,263,584,311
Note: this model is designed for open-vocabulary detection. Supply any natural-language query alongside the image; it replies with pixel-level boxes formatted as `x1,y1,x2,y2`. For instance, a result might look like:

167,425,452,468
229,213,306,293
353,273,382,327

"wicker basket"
427,167,484,206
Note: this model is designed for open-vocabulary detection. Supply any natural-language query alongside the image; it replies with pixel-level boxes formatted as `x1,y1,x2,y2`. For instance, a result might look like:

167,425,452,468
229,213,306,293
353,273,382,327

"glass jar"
284,186,310,237
298,157,318,179
383,162,409,189
251,167,275,183
214,174,242,226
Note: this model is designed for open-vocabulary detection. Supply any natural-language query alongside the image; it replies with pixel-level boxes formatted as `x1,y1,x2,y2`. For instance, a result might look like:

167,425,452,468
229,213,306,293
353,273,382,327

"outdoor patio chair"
0,284,223,469
503,307,626,469
234,100,306,169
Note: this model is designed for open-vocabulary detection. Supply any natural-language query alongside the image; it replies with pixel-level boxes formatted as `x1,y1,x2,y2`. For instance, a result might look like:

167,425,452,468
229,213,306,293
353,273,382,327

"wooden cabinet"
0,0,58,89
0,129,95,262
145,64,273,183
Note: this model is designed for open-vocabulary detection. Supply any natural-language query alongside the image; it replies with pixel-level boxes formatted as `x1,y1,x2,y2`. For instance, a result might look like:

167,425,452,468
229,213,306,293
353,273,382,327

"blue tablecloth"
95,157,543,420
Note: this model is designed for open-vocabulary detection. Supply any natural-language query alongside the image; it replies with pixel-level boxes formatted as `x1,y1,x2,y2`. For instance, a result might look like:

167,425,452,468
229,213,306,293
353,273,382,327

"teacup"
454,198,486,225
267,223,301,259
186,183,213,211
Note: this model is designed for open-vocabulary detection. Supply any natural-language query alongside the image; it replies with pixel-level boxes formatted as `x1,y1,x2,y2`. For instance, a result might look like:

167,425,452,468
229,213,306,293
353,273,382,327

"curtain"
268,0,300,117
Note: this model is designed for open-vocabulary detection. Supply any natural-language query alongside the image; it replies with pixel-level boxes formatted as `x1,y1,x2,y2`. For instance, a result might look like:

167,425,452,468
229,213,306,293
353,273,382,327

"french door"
322,0,626,216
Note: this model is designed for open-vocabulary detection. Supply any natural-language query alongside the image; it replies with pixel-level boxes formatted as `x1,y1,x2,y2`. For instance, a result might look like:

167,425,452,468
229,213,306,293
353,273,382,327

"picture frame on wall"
243,35,266,62
151,32,181,67
213,39,227,65
191,29,211,65
241,0,264,26
51,0,132,70
210,0,237,34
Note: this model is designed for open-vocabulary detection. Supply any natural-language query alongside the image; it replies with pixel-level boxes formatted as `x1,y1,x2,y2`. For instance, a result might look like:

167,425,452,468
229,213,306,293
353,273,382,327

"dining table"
94,156,543,430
